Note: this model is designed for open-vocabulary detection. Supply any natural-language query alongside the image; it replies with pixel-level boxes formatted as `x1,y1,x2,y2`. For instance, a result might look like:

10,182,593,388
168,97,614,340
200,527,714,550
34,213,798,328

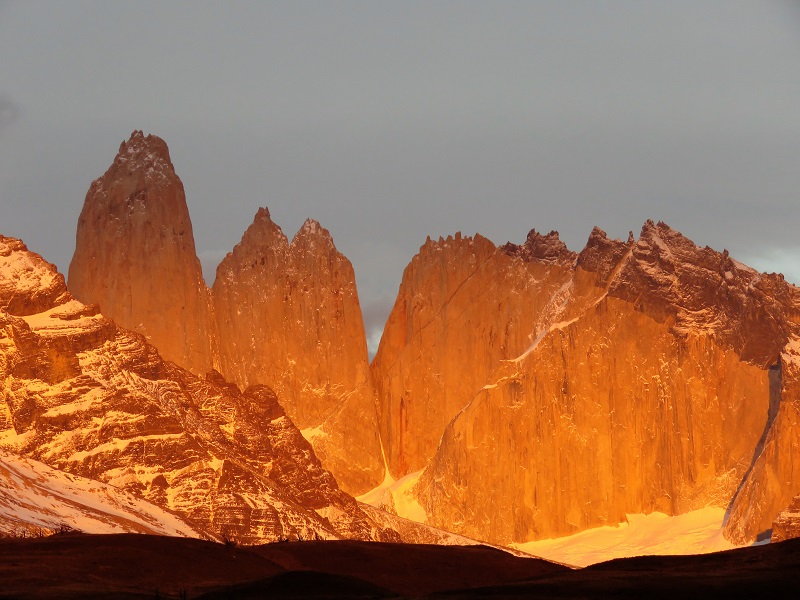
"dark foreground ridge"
1,534,799,599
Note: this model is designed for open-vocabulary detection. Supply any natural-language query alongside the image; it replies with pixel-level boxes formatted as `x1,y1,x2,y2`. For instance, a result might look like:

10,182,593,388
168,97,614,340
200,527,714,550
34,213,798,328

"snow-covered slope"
0,234,397,545
0,449,205,537
513,508,741,567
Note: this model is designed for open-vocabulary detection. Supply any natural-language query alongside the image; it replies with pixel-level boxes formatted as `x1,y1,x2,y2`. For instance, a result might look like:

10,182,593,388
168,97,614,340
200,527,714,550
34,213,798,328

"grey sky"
1,1,799,353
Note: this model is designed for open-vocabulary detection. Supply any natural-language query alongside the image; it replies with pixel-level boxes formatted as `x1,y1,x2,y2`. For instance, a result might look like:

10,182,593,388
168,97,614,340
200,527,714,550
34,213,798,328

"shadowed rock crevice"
724,361,782,530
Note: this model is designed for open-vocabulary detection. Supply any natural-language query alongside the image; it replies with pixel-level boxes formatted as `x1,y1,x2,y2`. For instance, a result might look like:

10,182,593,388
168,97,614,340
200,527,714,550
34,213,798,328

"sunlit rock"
212,209,383,495
68,131,217,376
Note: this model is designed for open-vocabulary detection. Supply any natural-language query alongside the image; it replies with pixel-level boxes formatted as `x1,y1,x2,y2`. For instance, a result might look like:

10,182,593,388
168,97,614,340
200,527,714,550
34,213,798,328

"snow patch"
0,449,204,537
66,433,185,463
300,425,327,443
512,508,742,567
357,469,428,523
782,335,800,367
20,299,103,336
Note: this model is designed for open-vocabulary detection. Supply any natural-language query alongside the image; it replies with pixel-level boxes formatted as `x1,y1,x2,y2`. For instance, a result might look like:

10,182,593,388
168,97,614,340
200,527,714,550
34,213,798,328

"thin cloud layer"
0,94,19,133
0,1,799,348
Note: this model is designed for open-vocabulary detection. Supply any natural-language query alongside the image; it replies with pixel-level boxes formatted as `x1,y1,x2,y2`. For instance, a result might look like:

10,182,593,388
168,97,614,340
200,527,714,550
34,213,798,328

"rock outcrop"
375,222,800,545
68,133,381,495
0,448,206,538
371,230,576,478
68,131,216,377
2,235,394,544
212,210,383,495
772,493,800,543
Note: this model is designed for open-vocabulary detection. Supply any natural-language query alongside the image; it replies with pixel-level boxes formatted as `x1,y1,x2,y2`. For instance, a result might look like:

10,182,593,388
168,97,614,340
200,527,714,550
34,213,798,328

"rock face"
68,133,381,495
371,230,576,478
0,448,205,538
63,131,800,546
1,235,394,544
375,221,800,545
68,131,216,377
772,493,800,543
212,210,382,495
723,338,800,544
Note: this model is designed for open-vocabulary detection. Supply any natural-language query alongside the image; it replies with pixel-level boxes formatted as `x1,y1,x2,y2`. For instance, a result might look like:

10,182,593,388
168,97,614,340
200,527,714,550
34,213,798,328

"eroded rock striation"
1,235,395,544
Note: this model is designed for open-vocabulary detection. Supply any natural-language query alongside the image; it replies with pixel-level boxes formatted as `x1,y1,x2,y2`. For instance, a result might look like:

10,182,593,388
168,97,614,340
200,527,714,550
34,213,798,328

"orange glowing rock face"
377,221,800,545
63,132,800,547
68,131,217,377
371,230,576,478
68,132,382,496
212,209,383,495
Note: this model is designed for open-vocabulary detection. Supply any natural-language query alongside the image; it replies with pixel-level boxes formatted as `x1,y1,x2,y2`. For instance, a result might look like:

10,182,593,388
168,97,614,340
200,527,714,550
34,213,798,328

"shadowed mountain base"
2,534,800,599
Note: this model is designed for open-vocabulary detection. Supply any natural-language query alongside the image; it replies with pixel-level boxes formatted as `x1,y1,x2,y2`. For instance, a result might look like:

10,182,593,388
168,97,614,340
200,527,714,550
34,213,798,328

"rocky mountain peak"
291,218,336,252
213,208,383,495
415,232,495,262
500,229,577,264
116,130,171,163
233,207,290,257
68,133,216,376
102,130,175,191
575,226,633,286
1,236,70,316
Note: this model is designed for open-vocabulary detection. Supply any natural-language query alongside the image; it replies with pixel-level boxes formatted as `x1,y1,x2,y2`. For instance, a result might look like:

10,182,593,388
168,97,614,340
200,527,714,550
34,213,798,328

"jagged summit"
298,217,323,235
68,133,216,376
213,207,382,495
95,130,177,193
115,130,172,164
292,218,336,250
224,210,340,264
1,235,70,316
501,229,577,264
225,207,290,264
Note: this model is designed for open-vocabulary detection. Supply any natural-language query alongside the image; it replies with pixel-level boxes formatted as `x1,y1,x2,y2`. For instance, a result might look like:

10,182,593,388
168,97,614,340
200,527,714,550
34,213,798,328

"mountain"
68,133,382,495
68,130,217,377
371,229,576,477
212,209,382,495
375,222,800,545
1,234,394,544
0,449,205,538
62,131,800,549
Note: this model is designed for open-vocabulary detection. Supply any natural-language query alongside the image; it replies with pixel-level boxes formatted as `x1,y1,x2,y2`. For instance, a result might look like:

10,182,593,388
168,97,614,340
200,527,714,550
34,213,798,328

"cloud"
0,94,19,133
361,294,396,359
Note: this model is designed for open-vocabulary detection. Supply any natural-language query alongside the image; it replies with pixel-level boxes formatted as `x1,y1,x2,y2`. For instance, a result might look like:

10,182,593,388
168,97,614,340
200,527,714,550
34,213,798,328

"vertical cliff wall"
68,131,217,376
370,230,577,478
213,209,383,495
383,222,799,545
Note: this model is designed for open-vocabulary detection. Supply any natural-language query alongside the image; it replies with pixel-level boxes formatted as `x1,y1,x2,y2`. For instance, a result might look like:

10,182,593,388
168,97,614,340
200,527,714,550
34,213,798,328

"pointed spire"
291,218,336,251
